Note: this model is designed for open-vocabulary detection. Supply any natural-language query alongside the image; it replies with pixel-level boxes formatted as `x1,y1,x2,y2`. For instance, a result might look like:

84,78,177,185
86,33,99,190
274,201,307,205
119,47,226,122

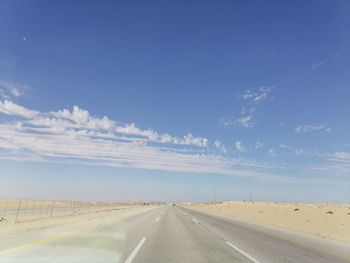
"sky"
0,0,350,203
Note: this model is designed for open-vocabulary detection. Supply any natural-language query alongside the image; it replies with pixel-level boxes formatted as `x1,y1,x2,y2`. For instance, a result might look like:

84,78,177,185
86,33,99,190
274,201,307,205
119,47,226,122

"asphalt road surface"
1,205,349,262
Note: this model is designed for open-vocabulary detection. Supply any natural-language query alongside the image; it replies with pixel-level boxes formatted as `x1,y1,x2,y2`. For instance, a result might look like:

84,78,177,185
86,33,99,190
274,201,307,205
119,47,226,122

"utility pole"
214,187,217,203
249,179,252,202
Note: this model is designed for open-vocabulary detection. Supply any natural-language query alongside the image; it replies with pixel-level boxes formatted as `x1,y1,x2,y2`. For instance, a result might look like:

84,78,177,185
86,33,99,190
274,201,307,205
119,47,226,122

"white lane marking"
226,242,261,263
125,237,147,263
192,218,199,224
155,217,160,222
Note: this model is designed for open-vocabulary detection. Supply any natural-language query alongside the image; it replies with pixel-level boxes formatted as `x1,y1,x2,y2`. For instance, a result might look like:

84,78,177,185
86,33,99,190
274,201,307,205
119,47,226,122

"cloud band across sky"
0,99,349,184
0,100,275,179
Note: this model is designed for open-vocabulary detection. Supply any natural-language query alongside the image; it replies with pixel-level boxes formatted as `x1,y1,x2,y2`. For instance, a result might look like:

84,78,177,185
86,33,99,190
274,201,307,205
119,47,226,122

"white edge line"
225,242,261,263
125,237,147,263
192,218,199,224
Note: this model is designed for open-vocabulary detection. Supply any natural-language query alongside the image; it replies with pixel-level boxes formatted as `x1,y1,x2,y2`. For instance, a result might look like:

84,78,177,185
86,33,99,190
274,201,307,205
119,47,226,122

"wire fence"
0,199,137,223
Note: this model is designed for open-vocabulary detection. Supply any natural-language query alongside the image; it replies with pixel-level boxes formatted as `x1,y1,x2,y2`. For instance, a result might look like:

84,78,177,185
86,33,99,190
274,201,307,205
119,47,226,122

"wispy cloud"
295,148,304,155
310,51,342,71
308,151,350,177
268,148,276,157
235,141,245,152
218,117,233,127
235,107,256,128
279,143,320,157
239,87,273,103
311,60,326,70
235,114,255,128
0,80,28,98
279,144,290,149
255,141,264,149
220,107,256,129
0,100,276,179
213,140,227,153
294,124,331,134
220,87,273,129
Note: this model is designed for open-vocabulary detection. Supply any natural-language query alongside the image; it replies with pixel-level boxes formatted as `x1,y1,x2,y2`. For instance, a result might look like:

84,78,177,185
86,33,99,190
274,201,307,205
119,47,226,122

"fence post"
32,200,36,216
22,200,27,218
2,199,8,219
50,201,55,218
72,201,75,215
46,201,50,215
15,200,22,223
39,200,43,216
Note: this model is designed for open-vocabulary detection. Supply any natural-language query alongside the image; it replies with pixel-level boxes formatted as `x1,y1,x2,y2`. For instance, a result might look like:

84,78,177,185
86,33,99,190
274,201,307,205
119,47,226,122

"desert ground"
1,201,350,262
185,201,350,245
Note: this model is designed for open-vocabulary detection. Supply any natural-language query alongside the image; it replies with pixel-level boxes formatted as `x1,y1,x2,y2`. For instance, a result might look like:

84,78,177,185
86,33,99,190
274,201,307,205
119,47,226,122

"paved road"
121,206,350,263
1,205,350,262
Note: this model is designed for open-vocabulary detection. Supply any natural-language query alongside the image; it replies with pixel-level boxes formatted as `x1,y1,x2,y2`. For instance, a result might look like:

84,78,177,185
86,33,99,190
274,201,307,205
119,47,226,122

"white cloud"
1,100,346,184
183,133,208,148
9,85,25,97
221,108,256,129
235,114,255,128
218,117,233,127
255,141,264,149
24,104,208,148
279,144,313,157
239,87,272,103
0,100,278,180
294,124,331,134
0,80,28,98
0,100,39,118
309,151,350,176
268,148,276,157
228,89,269,129
333,152,350,160
295,148,304,156
235,141,245,152
311,60,326,70
213,140,227,153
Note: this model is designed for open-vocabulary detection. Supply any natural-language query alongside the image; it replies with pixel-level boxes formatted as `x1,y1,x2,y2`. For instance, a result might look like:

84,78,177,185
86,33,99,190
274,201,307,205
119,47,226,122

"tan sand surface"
0,204,150,238
186,201,350,245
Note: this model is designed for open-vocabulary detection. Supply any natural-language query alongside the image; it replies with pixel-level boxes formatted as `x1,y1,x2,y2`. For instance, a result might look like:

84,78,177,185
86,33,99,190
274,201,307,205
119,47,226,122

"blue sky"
1,0,350,202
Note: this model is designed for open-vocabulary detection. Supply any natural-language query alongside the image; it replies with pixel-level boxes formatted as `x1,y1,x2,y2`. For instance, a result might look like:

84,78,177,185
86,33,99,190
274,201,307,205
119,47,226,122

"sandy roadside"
185,201,350,245
0,205,155,238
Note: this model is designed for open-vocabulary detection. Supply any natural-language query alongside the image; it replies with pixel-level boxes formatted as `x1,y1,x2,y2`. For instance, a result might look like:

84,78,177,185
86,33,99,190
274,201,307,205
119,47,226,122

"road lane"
129,206,250,263
179,206,350,263
2,204,350,263
0,206,161,263
119,206,166,261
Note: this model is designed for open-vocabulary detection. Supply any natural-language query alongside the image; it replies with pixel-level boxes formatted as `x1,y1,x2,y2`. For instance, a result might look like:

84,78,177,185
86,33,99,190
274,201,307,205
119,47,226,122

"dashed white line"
192,218,199,224
155,217,160,222
125,237,147,263
226,242,261,263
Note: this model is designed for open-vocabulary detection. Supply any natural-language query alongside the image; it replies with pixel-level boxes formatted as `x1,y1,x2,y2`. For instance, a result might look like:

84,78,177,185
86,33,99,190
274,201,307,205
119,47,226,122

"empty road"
1,205,349,262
